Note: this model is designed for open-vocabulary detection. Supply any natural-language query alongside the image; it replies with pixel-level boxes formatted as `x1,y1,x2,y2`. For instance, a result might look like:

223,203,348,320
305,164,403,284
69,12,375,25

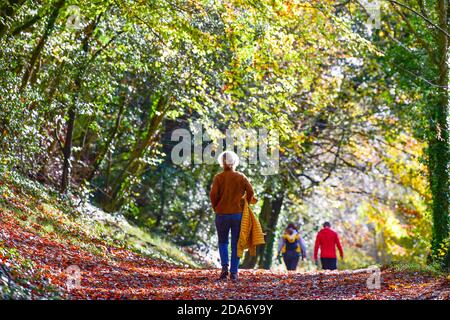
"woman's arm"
209,175,220,211
242,175,255,203
299,236,307,259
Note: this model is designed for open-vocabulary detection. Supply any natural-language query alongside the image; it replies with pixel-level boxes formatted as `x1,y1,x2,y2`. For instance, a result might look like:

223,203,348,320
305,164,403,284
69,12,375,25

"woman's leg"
229,213,242,274
283,254,292,270
283,252,299,271
291,254,300,271
215,215,231,268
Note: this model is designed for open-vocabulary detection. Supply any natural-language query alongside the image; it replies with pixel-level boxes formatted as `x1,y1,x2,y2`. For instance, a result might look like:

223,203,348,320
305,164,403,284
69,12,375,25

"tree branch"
390,3,437,64
417,0,430,19
385,0,450,38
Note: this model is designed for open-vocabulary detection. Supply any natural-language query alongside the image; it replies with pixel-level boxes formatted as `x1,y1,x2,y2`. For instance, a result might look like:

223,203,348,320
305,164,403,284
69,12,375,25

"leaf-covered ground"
1,201,449,300
0,175,449,300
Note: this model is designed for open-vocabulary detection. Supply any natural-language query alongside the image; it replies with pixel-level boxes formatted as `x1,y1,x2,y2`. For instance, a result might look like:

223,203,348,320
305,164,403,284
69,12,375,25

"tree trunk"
240,245,263,269
156,166,166,227
430,0,450,262
20,0,65,91
259,194,284,269
87,97,125,182
61,104,76,192
240,193,284,269
104,96,168,211
60,15,104,193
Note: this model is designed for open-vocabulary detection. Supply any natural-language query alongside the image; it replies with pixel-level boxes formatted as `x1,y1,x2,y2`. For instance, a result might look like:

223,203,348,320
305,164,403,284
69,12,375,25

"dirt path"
1,208,449,300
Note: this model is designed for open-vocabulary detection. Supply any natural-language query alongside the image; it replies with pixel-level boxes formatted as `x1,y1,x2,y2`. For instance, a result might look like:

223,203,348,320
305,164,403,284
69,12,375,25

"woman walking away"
277,224,307,271
210,151,255,282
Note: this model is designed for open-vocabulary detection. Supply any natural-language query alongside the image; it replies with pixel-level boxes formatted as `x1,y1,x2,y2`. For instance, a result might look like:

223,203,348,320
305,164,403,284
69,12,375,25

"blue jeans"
215,213,242,274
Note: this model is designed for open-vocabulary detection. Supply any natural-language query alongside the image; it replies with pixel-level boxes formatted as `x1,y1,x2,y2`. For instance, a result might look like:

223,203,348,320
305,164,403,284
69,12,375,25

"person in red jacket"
313,222,344,270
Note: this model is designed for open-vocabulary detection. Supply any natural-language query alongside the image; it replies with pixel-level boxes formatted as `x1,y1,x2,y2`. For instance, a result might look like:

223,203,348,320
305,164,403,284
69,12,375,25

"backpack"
281,234,301,253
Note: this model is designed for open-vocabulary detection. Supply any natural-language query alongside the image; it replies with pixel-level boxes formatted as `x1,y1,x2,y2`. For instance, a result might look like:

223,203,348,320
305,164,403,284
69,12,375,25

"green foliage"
0,246,61,299
339,247,376,271
388,261,447,278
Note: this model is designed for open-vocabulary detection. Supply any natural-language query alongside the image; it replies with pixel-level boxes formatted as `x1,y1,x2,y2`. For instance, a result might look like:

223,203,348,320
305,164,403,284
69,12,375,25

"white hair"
217,151,240,169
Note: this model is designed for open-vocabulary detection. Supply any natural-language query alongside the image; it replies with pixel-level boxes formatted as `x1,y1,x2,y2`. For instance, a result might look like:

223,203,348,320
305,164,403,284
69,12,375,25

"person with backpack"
277,223,307,271
313,222,344,270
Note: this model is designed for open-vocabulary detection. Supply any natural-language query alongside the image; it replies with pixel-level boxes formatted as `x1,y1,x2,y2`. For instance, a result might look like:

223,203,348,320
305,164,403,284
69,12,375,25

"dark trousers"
283,251,300,271
215,213,242,274
320,258,337,270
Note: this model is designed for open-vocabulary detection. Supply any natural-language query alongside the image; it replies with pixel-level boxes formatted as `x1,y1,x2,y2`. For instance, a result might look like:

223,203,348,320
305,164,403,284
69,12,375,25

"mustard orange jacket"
237,196,265,257
210,169,254,214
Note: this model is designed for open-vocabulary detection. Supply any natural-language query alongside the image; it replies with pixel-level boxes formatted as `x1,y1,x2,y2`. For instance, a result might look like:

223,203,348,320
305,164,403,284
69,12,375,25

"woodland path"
0,208,448,300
